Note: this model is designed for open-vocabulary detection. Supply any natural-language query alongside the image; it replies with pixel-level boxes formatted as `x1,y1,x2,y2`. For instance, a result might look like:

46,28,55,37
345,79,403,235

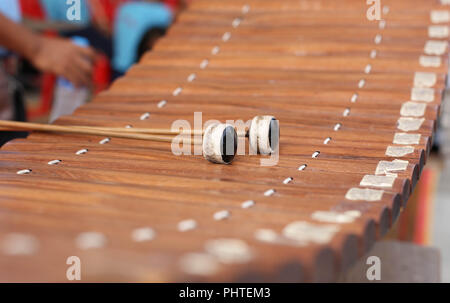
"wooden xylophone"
0,0,448,282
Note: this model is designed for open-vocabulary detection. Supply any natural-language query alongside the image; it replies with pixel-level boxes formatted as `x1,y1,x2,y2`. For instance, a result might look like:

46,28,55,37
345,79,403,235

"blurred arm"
0,13,41,61
0,13,96,87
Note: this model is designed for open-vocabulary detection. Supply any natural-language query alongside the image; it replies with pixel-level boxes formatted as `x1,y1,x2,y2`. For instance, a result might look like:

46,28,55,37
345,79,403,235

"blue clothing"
113,2,172,73
0,0,22,56
0,0,21,22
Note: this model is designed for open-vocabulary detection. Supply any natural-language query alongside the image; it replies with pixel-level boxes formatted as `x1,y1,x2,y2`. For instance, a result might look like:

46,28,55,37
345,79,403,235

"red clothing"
164,0,179,11
19,0,45,19
100,0,128,22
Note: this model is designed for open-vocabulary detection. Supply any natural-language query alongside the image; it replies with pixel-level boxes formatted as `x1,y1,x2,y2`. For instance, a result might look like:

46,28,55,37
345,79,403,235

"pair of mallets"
0,116,279,164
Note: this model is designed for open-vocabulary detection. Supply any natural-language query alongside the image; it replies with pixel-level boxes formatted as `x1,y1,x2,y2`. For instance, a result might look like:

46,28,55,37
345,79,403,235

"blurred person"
0,1,95,146
39,1,175,78
0,0,22,122
88,0,184,36
39,0,113,58
0,6,95,88
39,0,170,77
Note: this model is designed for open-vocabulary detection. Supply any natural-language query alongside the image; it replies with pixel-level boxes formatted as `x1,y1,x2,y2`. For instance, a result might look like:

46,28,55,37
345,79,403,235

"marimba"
0,0,448,282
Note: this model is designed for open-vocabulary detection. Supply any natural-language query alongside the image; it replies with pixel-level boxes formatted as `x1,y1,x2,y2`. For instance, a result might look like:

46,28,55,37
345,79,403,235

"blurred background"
1,0,188,124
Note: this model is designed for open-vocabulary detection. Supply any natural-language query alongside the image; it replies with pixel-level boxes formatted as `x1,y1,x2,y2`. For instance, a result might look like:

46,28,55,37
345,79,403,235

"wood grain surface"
0,0,447,282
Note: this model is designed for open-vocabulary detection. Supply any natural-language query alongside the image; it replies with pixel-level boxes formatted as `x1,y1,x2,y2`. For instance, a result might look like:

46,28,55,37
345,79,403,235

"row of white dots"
47,160,61,165
187,73,196,82
358,79,366,88
17,145,93,173
232,18,241,28
76,149,88,155
155,9,252,228
140,112,150,120
211,46,220,55
282,177,293,185
342,11,389,204
10,6,262,263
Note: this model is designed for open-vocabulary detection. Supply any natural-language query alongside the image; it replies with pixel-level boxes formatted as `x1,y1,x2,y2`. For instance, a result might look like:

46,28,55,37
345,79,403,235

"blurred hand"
30,36,96,87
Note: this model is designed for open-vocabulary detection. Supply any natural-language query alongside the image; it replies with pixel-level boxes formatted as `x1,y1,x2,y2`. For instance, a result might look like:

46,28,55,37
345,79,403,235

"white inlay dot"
1,233,39,256
179,253,219,276
312,210,362,224
75,232,107,250
200,59,209,69
140,112,150,120
374,34,382,44
187,73,196,82
76,149,88,155
99,138,110,144
283,221,340,245
283,177,293,184
358,79,366,88
222,32,231,42
205,238,252,264
47,160,61,165
241,200,255,209
17,169,32,175
211,46,220,55
232,18,241,28
264,189,276,196
254,229,279,243
173,87,183,96
213,210,230,221
298,164,307,171
157,100,167,108
131,227,155,242
370,49,377,58
178,219,197,232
